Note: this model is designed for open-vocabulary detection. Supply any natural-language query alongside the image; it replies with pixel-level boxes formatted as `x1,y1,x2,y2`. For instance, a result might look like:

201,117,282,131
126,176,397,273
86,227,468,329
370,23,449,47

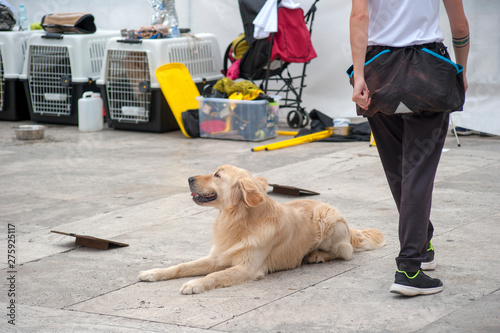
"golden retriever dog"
138,165,385,294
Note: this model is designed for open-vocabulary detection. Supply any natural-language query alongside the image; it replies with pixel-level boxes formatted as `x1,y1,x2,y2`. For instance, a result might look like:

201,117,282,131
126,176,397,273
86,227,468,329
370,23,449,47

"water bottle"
165,0,181,37
18,5,28,31
170,26,181,38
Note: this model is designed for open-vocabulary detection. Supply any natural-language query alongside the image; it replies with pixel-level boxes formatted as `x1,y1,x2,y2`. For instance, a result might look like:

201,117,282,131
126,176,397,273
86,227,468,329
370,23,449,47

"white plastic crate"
19,31,119,121
0,31,40,119
0,31,35,79
97,33,223,125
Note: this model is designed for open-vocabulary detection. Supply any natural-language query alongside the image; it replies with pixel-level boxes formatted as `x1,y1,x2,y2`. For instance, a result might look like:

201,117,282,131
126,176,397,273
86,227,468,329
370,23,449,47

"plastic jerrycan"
78,91,103,131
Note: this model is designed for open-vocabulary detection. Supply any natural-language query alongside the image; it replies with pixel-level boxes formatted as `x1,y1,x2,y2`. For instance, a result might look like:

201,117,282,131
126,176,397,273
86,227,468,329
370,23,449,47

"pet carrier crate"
97,33,223,133
19,31,120,125
0,31,37,121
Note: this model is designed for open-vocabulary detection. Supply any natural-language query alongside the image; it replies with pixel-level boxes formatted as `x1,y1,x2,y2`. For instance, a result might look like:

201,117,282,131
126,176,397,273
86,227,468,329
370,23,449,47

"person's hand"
352,78,371,110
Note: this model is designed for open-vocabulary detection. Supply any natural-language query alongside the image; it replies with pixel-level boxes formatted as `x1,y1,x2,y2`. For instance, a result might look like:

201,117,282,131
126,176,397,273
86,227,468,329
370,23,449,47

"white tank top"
367,0,445,47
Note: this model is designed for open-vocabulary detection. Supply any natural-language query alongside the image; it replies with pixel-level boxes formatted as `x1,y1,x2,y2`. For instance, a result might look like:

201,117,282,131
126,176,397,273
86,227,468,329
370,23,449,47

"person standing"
348,0,469,296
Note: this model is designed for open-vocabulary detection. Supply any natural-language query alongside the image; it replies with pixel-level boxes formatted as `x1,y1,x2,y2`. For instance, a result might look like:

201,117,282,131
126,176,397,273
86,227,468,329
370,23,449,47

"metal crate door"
106,50,151,123
28,45,72,116
0,51,4,111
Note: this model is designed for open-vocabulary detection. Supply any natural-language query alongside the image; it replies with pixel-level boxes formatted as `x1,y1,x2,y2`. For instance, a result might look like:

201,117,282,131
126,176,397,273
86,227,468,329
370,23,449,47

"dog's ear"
238,178,264,207
254,176,268,192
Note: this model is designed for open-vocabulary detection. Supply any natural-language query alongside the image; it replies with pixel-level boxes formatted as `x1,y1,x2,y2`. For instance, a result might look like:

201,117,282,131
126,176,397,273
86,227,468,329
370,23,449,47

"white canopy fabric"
13,0,499,135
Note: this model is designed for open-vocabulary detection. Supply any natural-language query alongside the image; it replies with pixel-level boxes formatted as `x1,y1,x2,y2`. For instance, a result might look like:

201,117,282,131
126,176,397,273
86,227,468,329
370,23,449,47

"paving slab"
67,263,358,330
418,289,500,333
1,120,499,332
2,303,214,333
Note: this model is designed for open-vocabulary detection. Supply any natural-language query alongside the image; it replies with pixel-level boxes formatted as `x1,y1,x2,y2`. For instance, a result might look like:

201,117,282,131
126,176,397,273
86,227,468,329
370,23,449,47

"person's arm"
350,0,371,109
443,0,470,91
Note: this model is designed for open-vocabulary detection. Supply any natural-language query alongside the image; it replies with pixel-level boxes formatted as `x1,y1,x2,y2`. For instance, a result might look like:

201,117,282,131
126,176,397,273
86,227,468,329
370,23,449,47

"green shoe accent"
422,241,436,270
396,270,420,279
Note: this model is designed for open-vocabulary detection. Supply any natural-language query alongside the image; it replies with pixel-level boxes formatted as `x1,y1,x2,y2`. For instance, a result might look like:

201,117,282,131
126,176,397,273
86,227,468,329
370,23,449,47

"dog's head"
188,165,268,210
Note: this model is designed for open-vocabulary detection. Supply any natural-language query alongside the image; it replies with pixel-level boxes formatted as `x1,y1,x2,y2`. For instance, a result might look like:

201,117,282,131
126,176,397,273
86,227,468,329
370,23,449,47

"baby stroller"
223,0,319,128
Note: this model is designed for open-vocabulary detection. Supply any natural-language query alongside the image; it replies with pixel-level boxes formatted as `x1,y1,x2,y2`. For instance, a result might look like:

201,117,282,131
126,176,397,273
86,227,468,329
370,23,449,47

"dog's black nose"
188,177,195,185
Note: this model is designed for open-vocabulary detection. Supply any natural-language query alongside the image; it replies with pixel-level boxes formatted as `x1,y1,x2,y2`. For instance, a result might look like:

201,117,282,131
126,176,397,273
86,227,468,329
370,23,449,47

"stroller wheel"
301,109,310,127
287,109,309,128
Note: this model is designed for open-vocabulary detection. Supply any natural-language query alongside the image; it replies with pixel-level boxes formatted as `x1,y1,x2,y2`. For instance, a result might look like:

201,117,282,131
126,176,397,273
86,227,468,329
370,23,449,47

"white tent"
11,0,500,135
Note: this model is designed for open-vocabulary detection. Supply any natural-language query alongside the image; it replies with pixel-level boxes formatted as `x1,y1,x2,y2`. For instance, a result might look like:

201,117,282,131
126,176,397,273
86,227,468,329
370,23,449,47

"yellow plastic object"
277,131,298,136
155,63,200,138
370,132,376,146
228,90,263,101
228,92,244,100
252,128,333,152
30,22,43,30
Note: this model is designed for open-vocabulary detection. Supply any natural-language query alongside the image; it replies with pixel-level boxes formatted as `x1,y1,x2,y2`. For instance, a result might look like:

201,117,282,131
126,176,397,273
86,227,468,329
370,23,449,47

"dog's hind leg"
306,250,340,263
138,256,222,282
308,206,354,263
306,242,353,263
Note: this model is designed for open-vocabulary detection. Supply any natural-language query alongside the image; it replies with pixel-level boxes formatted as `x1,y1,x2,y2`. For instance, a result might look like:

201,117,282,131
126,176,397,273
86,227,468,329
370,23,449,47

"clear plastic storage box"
196,97,279,141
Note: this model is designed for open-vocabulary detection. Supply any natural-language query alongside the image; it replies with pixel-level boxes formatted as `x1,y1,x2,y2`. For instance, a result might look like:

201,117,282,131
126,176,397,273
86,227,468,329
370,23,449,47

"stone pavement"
1,120,499,332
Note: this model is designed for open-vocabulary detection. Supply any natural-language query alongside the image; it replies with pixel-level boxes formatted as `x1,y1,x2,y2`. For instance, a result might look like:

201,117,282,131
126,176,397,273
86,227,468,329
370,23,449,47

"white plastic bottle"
18,5,28,31
78,92,104,132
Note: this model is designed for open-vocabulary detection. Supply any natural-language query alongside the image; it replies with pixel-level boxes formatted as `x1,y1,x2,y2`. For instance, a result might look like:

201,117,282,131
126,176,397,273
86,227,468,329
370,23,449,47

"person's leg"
369,112,447,271
397,111,449,272
370,111,449,296
367,114,404,210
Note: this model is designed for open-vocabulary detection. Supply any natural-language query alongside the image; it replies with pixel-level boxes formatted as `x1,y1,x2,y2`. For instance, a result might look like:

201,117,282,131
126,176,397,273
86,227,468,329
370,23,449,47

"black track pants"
368,111,450,272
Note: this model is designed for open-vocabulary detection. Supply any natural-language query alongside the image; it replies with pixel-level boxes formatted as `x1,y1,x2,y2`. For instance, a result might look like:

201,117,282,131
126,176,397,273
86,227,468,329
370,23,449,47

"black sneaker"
452,127,479,136
421,242,436,271
390,270,444,296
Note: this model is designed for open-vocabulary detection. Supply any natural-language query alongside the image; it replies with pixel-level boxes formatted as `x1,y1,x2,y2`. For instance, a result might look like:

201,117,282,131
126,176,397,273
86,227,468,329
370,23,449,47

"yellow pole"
252,129,333,152
277,130,299,136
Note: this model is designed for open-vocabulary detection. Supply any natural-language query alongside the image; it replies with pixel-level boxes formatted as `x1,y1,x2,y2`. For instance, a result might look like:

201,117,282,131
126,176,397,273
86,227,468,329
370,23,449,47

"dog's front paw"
138,269,164,282
180,278,209,295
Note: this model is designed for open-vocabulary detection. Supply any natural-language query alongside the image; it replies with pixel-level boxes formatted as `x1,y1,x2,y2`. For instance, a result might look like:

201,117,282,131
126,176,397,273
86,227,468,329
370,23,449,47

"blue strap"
347,49,392,78
422,48,463,74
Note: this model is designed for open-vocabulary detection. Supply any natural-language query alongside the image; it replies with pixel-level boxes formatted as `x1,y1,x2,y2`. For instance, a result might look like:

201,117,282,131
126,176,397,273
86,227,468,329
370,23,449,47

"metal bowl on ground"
13,125,46,140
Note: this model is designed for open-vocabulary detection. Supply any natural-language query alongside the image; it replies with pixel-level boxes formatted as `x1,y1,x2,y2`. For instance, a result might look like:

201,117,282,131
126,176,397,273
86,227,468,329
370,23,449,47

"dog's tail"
350,228,386,252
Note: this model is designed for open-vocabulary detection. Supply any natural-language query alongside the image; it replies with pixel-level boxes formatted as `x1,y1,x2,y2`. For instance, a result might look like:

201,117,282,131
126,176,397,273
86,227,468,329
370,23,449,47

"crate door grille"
106,50,151,123
89,39,107,77
28,45,72,116
168,40,216,79
0,51,4,111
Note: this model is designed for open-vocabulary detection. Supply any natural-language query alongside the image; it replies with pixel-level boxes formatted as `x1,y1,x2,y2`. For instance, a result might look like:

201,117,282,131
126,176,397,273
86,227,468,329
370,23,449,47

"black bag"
238,0,267,45
295,109,371,142
239,38,287,80
41,13,96,34
0,5,15,31
309,109,333,131
295,109,333,137
347,43,465,117
181,109,200,138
